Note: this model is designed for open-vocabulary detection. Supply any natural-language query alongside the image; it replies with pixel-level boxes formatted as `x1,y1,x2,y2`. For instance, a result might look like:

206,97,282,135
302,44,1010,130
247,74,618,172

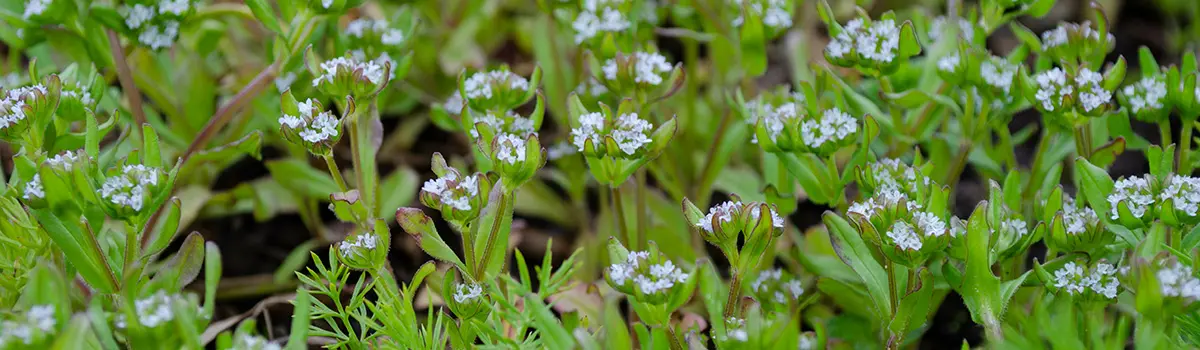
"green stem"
1023,129,1054,198
665,325,684,350
612,185,630,249
878,76,903,149
996,124,1017,171
1073,126,1090,161
636,169,648,252
1181,120,1194,174
695,111,732,205
474,192,513,280
123,222,139,278
722,270,743,319
323,155,349,192
1160,121,1174,147
886,260,898,314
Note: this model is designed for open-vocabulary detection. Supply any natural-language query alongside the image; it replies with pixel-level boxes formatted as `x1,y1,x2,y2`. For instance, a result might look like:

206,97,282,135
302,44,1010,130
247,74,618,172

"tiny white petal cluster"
280,99,340,144
469,111,535,138
827,18,901,63
1107,175,1155,220
754,103,800,143
572,1,631,44
132,291,184,328
232,334,282,350
61,83,95,107
800,107,857,148
1041,22,1112,49
936,54,960,73
798,333,816,350
697,200,742,232
123,4,155,29
749,204,786,229
1075,68,1112,112
313,57,385,87
495,133,527,164
1034,68,1072,111
574,79,609,96
929,16,975,41
1161,175,1200,216
442,92,466,115
453,283,484,303
730,0,793,29
421,171,480,211
603,52,674,86
338,232,378,258
1157,261,1200,302
1000,218,1028,238
0,85,41,130
23,0,51,19
1053,262,1120,299
912,211,947,237
22,174,43,200
848,184,923,219
137,20,182,50
1122,76,1168,113
1062,196,1099,235
636,260,689,294
727,328,749,342
464,70,530,100
0,304,57,346
160,0,190,16
100,165,162,212
570,112,653,155
46,151,80,171
750,269,804,303
981,58,1018,93
887,222,922,250
346,19,405,46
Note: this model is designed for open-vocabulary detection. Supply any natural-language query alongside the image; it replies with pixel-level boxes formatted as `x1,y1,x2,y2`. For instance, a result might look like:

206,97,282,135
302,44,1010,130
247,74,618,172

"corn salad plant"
5,0,1200,348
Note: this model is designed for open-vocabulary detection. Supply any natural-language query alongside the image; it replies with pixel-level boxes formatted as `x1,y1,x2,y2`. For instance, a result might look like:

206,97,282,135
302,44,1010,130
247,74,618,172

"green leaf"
822,212,890,320
246,0,283,34
779,153,831,204
1009,22,1043,53
286,288,312,350
603,300,632,350
396,208,466,271
897,21,921,58
142,124,161,168
739,9,767,77
265,159,339,199
959,202,1005,330
203,241,223,316
1075,157,1115,215
473,189,514,279
152,232,206,290
274,240,317,284
378,166,419,219
31,209,116,293
1089,137,1125,168
525,293,574,349
887,269,934,338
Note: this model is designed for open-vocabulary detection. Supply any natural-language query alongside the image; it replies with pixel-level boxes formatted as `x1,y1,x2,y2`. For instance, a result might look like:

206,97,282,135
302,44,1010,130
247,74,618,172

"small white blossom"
887,221,922,250
799,107,857,149
698,201,742,232
312,57,385,87
27,305,55,332
100,165,162,212
1034,68,1072,111
798,333,816,350
23,0,51,19
0,91,29,131
1157,261,1200,302
751,269,782,292
463,70,530,100
929,16,975,41
337,232,378,258
495,133,527,164
159,0,190,16
124,4,155,29
981,58,1018,93
913,211,947,237
827,18,901,63
133,291,181,328
46,151,79,171
233,334,282,350
138,20,181,50
603,51,674,85
749,204,785,228
936,54,960,73
1075,68,1112,112
574,79,609,96
572,5,630,44
1122,77,1168,113
1062,196,1099,235
1053,262,1120,299
422,171,480,211
726,328,749,342
274,72,297,93
321,0,333,8
730,0,792,29
1107,175,1155,220
453,283,484,303
22,174,43,200
547,141,578,160
61,83,95,107
443,92,466,115
279,98,340,144
1041,22,1112,49
1161,175,1200,216
1001,218,1028,237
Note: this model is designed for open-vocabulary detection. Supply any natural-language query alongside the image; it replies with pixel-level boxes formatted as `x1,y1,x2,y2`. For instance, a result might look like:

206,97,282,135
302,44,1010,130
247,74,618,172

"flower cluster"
749,97,858,155
1029,67,1114,126
278,98,341,154
338,232,378,260
602,51,673,86
572,0,631,44
22,174,43,201
1061,196,1100,235
122,1,192,50
750,268,804,308
936,54,961,73
232,334,282,350
346,19,405,46
1052,261,1120,300
453,283,484,303
826,16,916,73
0,305,56,347
1156,260,1200,303
0,84,47,139
469,110,535,138
117,291,193,329
1040,21,1115,63
605,250,691,302
1107,175,1156,221
885,212,948,251
312,57,387,98
857,158,933,200
723,317,748,342
980,56,1019,95
1161,175,1200,223
928,16,976,42
571,111,653,157
100,164,164,218
462,69,533,112
1119,76,1169,122
730,0,793,30
420,166,485,222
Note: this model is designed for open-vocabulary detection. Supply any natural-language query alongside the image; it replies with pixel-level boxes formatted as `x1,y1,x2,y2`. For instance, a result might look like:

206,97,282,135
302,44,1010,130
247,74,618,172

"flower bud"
99,164,166,220
570,111,654,159
604,245,692,305
485,133,545,189
1040,21,1115,65
1125,255,1200,311
595,51,680,99
1045,195,1110,253
748,268,805,312
336,230,385,271
311,57,389,99
1106,175,1157,228
1026,67,1114,128
1159,174,1200,227
1,81,59,142
855,158,934,202
121,1,193,50
1119,76,1170,123
278,95,342,156
461,68,536,113
825,16,918,75
419,156,488,224
1042,259,1120,302
57,80,98,120
445,279,490,320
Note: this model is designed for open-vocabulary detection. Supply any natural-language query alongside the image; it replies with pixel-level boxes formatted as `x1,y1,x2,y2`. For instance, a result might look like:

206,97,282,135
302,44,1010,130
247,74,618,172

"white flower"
887,221,922,250
936,54,960,73
799,107,857,149
159,0,190,16
981,58,1018,93
608,261,635,286
337,232,378,258
453,283,484,303
784,280,804,298
442,92,465,115
134,291,180,328
727,328,749,342
1053,261,1120,299
798,333,816,350
572,5,630,44
1122,76,1167,113
421,171,480,211
312,57,385,86
123,4,155,29
1062,196,1098,235
751,268,782,292
23,174,43,200
232,334,282,350
1158,261,1200,302
27,305,55,332
827,18,901,63
1001,218,1028,237
749,204,785,228
46,151,79,171
100,165,162,212
23,0,51,19
321,0,333,8
929,16,975,41
279,98,340,144
730,0,793,29
274,72,297,93
1107,175,1155,220
1034,68,1072,111
138,20,181,50
603,52,674,86
1075,68,1111,112
1,93,28,131
495,133,527,164
0,321,33,345
912,211,947,237
1041,22,1112,49
61,83,95,107
464,70,530,100
698,201,742,232
574,79,609,96
1161,175,1200,216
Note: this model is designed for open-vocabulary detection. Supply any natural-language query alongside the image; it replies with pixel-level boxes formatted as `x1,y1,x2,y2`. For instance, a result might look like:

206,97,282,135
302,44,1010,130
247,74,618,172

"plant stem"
1023,128,1053,198
1073,126,1090,161
636,169,648,251
106,30,147,131
323,155,349,192
1160,121,1174,147
1181,120,1195,174
665,325,684,350
611,184,630,249
886,260,898,313
722,270,742,319
695,111,732,205
475,192,513,279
